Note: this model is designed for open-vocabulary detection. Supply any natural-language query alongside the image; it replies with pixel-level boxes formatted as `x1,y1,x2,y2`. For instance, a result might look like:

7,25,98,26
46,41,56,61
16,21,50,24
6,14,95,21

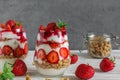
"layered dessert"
34,21,70,76
0,20,28,71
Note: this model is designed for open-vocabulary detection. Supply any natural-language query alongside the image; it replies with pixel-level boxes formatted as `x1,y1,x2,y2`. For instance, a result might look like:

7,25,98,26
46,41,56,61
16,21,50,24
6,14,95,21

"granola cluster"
35,59,70,69
88,36,111,58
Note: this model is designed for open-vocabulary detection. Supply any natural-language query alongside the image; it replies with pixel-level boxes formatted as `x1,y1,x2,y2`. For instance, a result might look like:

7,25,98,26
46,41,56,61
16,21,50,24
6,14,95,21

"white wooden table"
14,50,120,80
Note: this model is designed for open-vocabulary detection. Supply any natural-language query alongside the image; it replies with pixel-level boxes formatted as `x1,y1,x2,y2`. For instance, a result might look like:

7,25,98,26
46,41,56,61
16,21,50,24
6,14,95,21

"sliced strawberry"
46,22,56,31
0,48,2,55
0,23,6,28
0,23,11,31
39,25,45,30
48,41,60,49
59,47,69,59
47,50,59,64
2,45,13,56
6,20,16,28
13,46,24,58
6,24,11,31
24,43,28,54
37,49,46,60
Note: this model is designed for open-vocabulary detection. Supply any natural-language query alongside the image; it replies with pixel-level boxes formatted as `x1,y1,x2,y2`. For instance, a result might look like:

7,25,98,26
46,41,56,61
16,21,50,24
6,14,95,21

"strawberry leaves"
56,19,67,29
0,62,14,80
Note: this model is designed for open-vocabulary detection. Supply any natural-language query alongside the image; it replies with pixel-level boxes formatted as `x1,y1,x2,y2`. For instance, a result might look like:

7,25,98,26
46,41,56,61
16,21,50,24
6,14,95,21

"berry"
6,20,16,28
75,64,95,79
0,48,2,55
12,59,27,76
70,54,78,64
24,43,28,54
47,50,59,64
100,57,115,72
0,23,11,31
59,47,69,59
39,25,45,30
2,45,13,56
48,41,60,49
37,49,46,60
13,46,24,58
46,22,56,31
12,22,22,30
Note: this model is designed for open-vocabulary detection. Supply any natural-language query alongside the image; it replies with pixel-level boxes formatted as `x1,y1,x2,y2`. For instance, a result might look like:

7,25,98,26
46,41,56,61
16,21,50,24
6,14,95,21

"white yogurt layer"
2,32,20,39
0,39,27,49
47,32,68,43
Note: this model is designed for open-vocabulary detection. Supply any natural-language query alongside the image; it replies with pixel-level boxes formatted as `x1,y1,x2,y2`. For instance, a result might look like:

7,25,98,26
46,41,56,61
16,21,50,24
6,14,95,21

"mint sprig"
0,62,14,80
56,19,67,29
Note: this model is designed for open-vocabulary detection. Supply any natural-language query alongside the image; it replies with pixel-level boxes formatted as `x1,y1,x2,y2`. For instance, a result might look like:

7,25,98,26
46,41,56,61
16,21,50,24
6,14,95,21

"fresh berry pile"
75,57,116,79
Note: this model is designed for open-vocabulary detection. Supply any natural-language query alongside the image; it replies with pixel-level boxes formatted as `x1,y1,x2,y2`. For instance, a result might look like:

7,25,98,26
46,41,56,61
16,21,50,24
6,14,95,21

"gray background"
0,0,120,50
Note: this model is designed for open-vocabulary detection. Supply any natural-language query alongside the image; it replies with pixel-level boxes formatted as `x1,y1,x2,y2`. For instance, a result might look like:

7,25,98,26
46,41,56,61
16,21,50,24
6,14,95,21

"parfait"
0,20,28,71
34,21,70,76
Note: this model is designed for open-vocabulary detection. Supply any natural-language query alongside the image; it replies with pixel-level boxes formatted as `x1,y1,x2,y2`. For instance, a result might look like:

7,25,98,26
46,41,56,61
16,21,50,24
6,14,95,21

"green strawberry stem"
110,57,116,63
56,19,67,29
0,62,14,80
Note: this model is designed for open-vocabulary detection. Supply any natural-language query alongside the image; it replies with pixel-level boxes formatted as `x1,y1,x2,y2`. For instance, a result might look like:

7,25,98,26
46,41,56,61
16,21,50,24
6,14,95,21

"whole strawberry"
70,54,78,64
75,64,95,79
100,57,115,72
12,59,27,76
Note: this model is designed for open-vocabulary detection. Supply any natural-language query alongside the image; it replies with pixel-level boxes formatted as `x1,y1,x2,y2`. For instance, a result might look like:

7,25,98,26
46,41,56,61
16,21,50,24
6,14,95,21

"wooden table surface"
14,50,120,80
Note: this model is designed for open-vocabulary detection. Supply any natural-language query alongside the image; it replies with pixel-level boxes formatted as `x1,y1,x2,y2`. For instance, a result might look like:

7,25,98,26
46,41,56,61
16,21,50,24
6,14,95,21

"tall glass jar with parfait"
34,20,70,76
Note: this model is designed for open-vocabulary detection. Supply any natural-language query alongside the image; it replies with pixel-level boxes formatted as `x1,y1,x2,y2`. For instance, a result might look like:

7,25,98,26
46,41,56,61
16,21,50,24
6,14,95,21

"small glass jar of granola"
82,33,119,58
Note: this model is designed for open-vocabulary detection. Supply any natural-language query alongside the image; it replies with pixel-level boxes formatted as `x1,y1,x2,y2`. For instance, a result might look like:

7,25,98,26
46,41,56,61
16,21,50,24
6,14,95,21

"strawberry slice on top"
37,49,46,60
2,45,13,56
39,25,45,30
0,23,11,31
47,50,59,64
59,47,69,59
6,20,16,28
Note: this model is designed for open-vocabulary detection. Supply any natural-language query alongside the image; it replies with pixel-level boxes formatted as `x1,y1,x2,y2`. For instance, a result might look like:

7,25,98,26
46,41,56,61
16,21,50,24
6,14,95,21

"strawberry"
6,20,16,28
46,22,56,31
48,41,60,49
100,57,115,72
75,64,95,79
2,45,13,56
39,25,45,30
12,22,22,30
6,24,11,31
70,54,78,64
47,50,59,64
37,49,46,60
0,48,2,55
13,46,24,58
59,47,69,59
44,22,56,39
0,23,11,31
24,43,28,54
12,59,27,76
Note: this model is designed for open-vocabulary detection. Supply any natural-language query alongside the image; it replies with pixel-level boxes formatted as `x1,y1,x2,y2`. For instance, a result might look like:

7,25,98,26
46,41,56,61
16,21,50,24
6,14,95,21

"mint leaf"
56,19,67,29
0,62,14,80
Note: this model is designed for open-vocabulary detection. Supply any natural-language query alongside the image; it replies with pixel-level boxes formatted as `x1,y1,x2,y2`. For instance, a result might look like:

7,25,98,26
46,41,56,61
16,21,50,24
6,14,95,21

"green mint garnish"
56,19,67,29
0,62,14,80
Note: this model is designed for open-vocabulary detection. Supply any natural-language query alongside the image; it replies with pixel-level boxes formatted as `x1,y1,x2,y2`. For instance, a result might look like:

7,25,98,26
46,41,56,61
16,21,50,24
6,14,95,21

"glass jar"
81,33,119,58
34,24,70,76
